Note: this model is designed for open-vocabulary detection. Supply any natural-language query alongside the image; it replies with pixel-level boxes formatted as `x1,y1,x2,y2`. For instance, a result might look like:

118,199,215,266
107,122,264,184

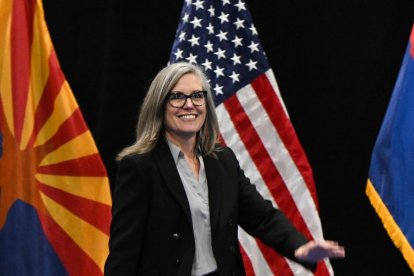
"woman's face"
164,73,207,143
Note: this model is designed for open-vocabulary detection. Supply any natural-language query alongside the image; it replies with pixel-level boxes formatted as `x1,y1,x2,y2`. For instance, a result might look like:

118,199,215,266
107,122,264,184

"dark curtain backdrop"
42,0,413,275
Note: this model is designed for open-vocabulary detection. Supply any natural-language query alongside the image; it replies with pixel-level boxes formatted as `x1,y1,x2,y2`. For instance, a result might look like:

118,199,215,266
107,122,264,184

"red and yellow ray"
0,0,112,274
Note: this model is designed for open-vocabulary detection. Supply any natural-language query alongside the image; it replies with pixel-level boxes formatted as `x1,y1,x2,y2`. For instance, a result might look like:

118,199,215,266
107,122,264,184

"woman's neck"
165,132,197,159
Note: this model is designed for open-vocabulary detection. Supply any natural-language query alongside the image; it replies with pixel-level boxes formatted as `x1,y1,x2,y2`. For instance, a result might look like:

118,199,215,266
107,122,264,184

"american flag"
169,0,333,275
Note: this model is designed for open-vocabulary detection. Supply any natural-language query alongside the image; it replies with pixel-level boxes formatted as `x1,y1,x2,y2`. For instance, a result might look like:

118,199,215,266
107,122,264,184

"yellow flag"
0,0,112,274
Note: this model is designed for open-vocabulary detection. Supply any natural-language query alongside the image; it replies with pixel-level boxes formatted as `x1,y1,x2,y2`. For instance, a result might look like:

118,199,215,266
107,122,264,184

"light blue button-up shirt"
167,139,218,276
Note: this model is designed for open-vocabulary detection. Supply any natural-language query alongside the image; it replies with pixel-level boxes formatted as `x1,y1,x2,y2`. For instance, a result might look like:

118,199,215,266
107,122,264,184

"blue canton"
169,0,270,106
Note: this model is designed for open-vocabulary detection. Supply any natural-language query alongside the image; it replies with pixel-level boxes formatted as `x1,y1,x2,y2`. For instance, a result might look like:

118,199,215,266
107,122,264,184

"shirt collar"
166,137,201,165
166,138,182,165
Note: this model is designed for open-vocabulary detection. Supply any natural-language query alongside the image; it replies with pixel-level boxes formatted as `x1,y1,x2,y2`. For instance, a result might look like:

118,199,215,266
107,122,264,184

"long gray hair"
117,62,221,160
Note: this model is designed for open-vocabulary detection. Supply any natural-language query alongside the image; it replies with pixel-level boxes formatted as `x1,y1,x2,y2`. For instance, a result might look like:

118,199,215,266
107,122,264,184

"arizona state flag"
366,24,414,273
0,0,112,275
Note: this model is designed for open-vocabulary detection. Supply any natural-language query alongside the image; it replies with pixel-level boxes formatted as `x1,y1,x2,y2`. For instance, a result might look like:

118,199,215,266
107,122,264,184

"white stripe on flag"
238,227,274,276
286,258,313,276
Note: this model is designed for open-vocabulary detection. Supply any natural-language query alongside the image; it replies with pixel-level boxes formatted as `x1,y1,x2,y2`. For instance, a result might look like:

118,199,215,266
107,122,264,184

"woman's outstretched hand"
295,240,345,263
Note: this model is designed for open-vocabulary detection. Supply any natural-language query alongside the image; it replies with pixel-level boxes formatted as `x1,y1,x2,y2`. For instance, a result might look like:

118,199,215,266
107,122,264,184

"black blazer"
104,138,314,276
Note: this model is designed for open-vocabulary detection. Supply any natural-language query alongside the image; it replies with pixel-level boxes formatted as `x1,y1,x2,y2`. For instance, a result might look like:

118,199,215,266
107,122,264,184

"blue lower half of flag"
0,200,68,275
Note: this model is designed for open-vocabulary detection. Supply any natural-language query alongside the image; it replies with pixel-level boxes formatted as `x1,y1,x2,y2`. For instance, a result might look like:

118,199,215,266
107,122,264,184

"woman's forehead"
172,73,202,89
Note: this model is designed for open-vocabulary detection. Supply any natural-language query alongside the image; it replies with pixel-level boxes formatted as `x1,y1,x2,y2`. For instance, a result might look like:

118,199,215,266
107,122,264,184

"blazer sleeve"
104,154,151,275
225,148,316,270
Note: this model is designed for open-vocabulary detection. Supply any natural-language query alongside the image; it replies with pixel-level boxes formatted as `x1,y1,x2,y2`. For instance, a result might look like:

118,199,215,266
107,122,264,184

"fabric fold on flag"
366,24,414,273
169,0,332,275
0,0,112,275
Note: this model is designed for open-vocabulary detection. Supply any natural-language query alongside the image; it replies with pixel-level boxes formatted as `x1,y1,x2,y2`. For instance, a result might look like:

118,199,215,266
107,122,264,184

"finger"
328,247,346,258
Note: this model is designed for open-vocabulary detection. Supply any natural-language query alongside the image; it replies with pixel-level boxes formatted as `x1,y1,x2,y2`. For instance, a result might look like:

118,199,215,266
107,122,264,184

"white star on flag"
233,17,245,29
232,35,243,47
218,12,230,23
213,83,223,95
192,0,204,10
248,41,259,53
204,40,214,52
185,53,198,64
208,5,215,16
245,59,257,71
229,71,240,83
235,0,246,11
178,31,186,41
174,48,184,59
214,47,226,60
206,23,214,34
188,35,200,46
249,24,258,35
216,30,228,41
190,16,202,28
202,58,213,70
230,53,241,65
213,65,225,78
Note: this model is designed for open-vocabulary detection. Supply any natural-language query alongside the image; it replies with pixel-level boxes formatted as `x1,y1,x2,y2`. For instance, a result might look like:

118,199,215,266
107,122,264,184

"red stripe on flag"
239,243,255,276
256,239,293,276
38,183,111,235
37,210,103,276
37,154,107,176
27,49,65,148
223,95,311,237
251,74,319,209
315,260,331,275
11,0,36,144
39,108,89,152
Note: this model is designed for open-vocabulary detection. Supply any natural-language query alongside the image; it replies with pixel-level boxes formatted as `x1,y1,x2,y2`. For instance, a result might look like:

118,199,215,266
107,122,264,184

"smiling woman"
104,62,344,276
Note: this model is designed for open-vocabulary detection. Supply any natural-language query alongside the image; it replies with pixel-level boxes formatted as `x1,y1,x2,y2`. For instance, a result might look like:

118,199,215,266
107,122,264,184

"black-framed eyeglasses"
166,91,207,108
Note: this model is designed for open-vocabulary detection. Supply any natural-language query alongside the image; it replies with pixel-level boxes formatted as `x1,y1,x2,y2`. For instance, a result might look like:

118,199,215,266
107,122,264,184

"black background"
42,0,413,275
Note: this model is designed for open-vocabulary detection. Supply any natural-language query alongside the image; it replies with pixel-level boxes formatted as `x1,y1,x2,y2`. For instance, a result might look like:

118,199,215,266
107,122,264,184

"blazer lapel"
203,154,222,234
152,138,192,224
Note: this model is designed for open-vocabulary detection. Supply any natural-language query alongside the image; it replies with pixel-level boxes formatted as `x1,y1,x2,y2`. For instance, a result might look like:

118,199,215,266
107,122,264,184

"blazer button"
229,245,236,253
172,233,180,240
227,219,234,227
175,259,181,266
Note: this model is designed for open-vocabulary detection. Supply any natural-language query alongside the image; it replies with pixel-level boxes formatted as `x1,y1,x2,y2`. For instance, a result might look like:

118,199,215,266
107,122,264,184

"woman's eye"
193,92,204,98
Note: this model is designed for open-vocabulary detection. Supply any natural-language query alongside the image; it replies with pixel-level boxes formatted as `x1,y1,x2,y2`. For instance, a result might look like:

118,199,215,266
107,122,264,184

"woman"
104,62,344,276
